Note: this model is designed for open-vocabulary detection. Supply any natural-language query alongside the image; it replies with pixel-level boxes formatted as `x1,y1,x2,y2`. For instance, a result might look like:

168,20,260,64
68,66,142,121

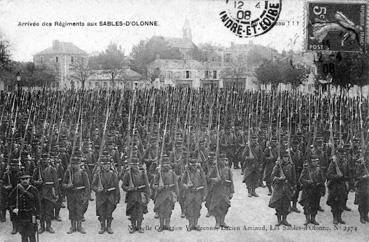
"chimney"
52,40,60,50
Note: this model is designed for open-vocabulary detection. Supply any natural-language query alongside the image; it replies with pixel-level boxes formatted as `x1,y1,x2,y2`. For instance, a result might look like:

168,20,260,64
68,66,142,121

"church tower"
182,18,192,41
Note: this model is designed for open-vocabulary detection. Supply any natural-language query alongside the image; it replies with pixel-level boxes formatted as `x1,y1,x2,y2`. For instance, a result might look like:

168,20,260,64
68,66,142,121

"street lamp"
16,72,21,91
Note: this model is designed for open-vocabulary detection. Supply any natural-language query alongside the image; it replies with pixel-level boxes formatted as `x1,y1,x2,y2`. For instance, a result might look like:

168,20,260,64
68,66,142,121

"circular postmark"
219,0,282,38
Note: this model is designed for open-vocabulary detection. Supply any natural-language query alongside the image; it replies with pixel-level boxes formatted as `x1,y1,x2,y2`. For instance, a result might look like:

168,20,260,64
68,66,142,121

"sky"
0,0,309,61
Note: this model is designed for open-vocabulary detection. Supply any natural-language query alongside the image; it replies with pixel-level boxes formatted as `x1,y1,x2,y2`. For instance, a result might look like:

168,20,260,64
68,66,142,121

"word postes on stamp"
219,0,282,38
306,1,367,52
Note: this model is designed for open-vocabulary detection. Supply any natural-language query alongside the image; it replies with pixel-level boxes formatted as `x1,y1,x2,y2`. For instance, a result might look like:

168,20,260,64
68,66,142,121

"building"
33,40,88,89
86,67,144,89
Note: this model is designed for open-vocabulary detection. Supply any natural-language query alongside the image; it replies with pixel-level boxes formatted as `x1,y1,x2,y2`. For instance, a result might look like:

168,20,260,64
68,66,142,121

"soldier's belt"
58,178,62,181
137,185,146,189
192,186,204,191
19,208,33,212
224,180,232,183
106,187,116,192
44,182,54,185
74,186,86,190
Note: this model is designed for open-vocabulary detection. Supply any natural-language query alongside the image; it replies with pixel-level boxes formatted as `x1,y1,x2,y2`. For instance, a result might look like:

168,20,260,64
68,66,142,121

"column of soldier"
0,86,368,242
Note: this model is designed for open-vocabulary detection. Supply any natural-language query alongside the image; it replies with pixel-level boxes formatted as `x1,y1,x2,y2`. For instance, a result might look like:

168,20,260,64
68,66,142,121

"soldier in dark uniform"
32,154,59,234
51,151,65,221
0,153,7,222
326,152,349,225
91,154,120,234
242,143,259,197
3,159,23,234
290,143,304,213
152,156,179,232
268,150,296,227
207,154,234,229
180,155,207,231
8,171,40,242
121,157,150,233
354,154,369,224
62,154,90,234
205,152,216,217
298,154,325,225
263,141,276,196
80,159,91,218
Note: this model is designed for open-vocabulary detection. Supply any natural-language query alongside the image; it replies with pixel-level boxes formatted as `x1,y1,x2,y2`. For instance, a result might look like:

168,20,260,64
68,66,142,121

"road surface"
1,168,368,242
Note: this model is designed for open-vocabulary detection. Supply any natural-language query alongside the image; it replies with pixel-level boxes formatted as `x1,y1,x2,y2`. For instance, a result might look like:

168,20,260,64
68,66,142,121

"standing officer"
8,171,40,242
354,153,369,224
91,154,120,234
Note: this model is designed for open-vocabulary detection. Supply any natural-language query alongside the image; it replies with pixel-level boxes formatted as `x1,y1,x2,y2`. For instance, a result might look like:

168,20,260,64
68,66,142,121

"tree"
130,36,183,76
0,40,12,71
88,43,127,86
255,58,309,88
69,58,90,90
220,53,249,83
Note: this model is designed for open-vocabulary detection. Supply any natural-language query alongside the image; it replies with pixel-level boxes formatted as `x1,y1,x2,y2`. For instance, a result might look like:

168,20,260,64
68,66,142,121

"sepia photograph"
0,0,368,241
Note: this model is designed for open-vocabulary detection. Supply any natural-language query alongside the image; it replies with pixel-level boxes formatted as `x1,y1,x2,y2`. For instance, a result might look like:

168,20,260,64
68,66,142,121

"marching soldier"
269,150,296,227
8,171,40,242
0,153,7,222
63,153,90,234
51,151,65,221
298,154,325,225
180,155,207,231
91,154,120,234
152,156,179,232
32,154,59,234
121,156,150,233
263,141,276,196
207,154,234,229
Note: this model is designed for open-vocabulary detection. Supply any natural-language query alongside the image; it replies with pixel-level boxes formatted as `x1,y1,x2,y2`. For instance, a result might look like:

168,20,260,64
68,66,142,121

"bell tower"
182,18,192,41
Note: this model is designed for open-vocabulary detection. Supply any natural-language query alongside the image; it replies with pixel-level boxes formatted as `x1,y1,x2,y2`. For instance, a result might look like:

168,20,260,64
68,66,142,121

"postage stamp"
305,1,367,52
219,0,282,38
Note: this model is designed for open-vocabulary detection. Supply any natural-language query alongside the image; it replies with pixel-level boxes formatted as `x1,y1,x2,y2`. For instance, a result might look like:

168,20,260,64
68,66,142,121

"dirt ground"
1,168,368,242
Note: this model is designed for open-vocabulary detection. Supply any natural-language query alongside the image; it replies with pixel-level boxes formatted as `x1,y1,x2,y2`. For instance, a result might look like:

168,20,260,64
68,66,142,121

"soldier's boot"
154,212,159,219
46,220,55,233
304,214,310,226
317,205,324,212
136,219,144,233
247,188,252,197
38,220,45,234
220,214,229,229
332,212,338,225
187,218,193,231
291,202,300,213
360,214,366,224
129,219,136,233
0,209,6,222
77,220,86,234
215,216,220,229
98,220,105,234
193,218,201,231
281,215,291,227
54,209,62,221
181,211,185,218
106,219,113,234
67,220,76,234
275,215,282,226
267,185,272,196
157,218,165,232
251,188,259,197
337,212,346,224
364,212,369,222
11,221,18,234
165,217,174,231
310,214,319,225
81,216,86,222
206,210,210,217
343,205,351,211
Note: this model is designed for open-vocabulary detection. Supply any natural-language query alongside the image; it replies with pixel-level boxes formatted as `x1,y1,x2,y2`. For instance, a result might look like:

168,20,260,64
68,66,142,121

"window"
213,71,217,79
205,71,209,79
55,56,59,63
71,56,74,63
225,53,231,63
185,71,190,79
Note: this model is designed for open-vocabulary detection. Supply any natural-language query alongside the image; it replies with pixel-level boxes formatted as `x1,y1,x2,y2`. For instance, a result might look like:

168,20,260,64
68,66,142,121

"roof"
163,37,195,49
87,68,142,81
34,41,87,56
148,59,203,70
